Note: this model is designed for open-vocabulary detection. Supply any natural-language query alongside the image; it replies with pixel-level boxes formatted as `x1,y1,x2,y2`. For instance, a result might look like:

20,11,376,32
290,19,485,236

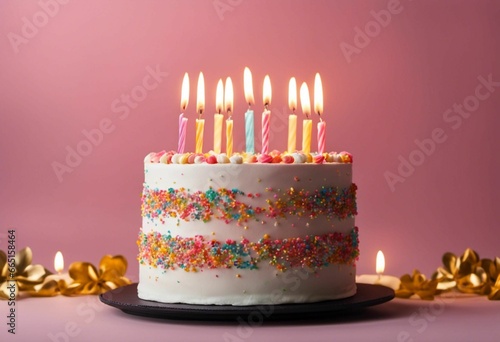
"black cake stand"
100,283,394,321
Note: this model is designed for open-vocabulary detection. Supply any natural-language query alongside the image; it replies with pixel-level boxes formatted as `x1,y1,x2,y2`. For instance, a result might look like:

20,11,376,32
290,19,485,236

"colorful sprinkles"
137,227,359,272
141,184,357,225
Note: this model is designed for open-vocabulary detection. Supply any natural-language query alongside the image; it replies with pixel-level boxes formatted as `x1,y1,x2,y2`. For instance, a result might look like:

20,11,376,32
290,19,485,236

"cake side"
138,158,358,305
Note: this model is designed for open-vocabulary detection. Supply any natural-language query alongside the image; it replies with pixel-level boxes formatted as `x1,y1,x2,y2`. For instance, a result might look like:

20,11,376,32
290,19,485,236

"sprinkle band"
141,184,357,225
137,227,359,272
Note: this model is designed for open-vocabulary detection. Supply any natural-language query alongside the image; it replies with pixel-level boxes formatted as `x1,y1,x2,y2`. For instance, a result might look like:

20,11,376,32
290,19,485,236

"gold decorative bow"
479,257,500,300
432,248,499,299
396,269,440,300
62,255,131,295
0,247,50,299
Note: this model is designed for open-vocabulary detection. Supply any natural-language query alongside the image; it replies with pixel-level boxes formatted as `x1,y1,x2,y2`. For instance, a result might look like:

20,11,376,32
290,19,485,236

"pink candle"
262,75,272,154
314,73,325,154
262,111,270,154
178,114,188,154
317,121,326,154
178,73,189,154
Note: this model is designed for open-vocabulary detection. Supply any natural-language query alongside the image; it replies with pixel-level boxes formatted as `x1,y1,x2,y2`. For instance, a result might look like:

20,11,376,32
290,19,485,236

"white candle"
356,250,401,290
44,251,72,285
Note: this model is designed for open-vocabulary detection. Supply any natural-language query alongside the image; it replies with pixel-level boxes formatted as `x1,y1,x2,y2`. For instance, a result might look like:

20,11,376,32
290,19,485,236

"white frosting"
138,162,357,305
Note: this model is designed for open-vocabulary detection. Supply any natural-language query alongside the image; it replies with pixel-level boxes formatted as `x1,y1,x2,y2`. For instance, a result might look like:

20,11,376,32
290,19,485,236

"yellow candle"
288,115,297,152
196,72,205,154
226,119,233,157
195,119,204,154
300,82,312,154
302,119,312,154
288,77,297,152
214,79,224,154
214,114,223,153
225,77,234,156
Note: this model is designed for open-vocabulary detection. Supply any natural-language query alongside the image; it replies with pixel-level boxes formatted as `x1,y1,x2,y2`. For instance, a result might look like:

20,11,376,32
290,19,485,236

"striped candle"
214,79,224,154
178,114,188,154
244,67,255,153
225,77,234,156
245,110,254,154
178,73,189,154
195,72,205,154
262,75,272,154
314,73,325,154
288,77,297,152
300,82,312,154
262,110,270,154
317,121,326,154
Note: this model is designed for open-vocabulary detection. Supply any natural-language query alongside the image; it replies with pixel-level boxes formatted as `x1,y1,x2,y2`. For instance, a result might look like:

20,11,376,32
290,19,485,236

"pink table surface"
2,294,499,342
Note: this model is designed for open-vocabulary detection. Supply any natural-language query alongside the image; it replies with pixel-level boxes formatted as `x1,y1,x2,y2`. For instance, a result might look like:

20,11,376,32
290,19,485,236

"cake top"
145,150,353,165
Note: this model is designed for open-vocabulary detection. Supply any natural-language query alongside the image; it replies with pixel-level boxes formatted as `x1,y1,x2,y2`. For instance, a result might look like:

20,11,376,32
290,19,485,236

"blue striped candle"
245,109,254,153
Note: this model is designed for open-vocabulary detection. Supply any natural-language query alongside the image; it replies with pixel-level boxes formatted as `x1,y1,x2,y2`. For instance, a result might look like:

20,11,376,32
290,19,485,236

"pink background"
1,0,499,282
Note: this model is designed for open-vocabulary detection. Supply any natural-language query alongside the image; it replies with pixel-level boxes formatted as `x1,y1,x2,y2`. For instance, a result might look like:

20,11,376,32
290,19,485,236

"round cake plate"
99,283,394,321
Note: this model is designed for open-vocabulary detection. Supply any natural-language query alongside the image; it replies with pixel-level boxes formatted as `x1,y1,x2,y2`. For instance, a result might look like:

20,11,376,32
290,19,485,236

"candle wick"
377,273,382,281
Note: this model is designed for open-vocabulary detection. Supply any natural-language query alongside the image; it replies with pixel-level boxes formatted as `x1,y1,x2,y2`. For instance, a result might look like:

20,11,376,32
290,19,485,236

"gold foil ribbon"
432,248,499,299
0,247,50,299
395,270,440,300
1,248,131,299
62,255,131,296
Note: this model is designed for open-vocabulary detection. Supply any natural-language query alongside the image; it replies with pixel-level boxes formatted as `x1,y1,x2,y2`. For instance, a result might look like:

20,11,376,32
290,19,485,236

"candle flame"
299,82,311,118
196,72,205,116
314,73,323,116
289,77,297,112
244,67,254,106
225,77,233,115
180,73,189,111
216,79,224,114
263,75,272,107
54,251,64,274
376,250,385,275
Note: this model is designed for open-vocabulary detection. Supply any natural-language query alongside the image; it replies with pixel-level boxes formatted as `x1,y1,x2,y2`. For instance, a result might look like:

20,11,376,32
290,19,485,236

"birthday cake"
137,150,358,305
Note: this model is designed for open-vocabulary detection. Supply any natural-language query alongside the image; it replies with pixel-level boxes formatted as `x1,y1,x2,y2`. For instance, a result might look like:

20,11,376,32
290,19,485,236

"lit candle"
288,77,297,153
225,77,234,157
314,73,326,154
195,72,205,154
44,251,72,285
244,67,255,154
178,73,189,154
214,79,224,154
300,82,312,154
356,251,401,290
262,75,272,155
